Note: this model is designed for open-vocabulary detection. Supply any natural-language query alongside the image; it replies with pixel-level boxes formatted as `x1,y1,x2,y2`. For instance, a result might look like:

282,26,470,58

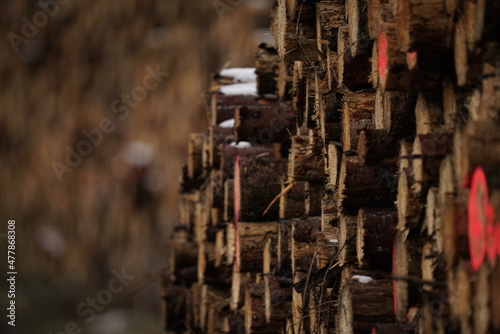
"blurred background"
0,1,273,333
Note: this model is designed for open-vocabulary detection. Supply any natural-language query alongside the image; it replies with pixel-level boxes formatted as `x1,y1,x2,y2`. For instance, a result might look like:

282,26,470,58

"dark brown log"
207,125,234,171
288,135,326,182
237,222,279,273
337,26,374,90
278,219,293,274
342,90,376,150
491,262,500,332
279,180,306,219
316,2,345,54
234,103,295,145
305,181,324,216
277,59,294,101
316,230,339,269
317,91,343,144
338,156,397,214
356,208,397,271
210,93,260,126
370,323,404,334
357,129,399,166
338,266,395,333
188,133,205,179
395,0,453,52
292,216,321,273
412,132,453,185
220,144,274,180
256,43,279,96
415,93,445,135
375,91,417,137
224,179,234,222
236,156,287,222
346,0,369,58
274,0,320,64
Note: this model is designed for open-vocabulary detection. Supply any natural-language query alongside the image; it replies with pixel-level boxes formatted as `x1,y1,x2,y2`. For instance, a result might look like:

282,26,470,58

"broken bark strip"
234,103,295,145
341,90,376,151
356,208,397,271
357,129,400,166
338,156,397,214
236,222,279,273
279,180,306,219
338,266,395,334
316,2,345,54
256,43,279,96
236,156,287,222
291,216,321,273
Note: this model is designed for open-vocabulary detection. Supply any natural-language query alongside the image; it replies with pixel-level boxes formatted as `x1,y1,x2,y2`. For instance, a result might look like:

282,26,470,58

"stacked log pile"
163,1,500,333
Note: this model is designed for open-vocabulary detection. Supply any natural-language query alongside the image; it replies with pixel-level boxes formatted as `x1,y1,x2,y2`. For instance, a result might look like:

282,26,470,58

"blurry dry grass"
0,0,271,332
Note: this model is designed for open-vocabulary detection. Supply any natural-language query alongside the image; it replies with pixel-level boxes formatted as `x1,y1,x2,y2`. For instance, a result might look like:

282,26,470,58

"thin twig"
262,181,295,216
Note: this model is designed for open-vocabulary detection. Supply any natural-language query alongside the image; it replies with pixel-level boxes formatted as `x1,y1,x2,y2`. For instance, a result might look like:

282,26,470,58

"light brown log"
412,132,453,186
393,230,423,322
472,263,490,334
326,142,342,190
346,0,368,57
288,135,326,182
449,260,472,332
415,93,444,135
356,208,397,271
491,263,500,332
341,90,376,150
316,230,339,269
396,168,424,230
339,214,357,266
210,93,260,126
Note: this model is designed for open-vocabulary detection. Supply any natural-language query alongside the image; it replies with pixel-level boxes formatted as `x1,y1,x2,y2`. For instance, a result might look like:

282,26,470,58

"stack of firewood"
162,1,500,333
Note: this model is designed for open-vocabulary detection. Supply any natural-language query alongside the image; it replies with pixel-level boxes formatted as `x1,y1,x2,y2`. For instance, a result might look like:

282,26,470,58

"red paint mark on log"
378,32,388,82
406,52,417,70
468,168,489,270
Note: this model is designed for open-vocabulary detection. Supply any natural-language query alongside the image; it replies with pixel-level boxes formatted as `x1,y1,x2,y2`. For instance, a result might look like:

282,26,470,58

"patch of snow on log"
219,68,256,83
219,118,235,128
352,275,374,284
329,239,339,243
220,83,258,96
230,141,252,149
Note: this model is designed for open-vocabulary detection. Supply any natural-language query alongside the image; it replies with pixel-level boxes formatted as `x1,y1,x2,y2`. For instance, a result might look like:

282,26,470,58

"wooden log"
277,59,294,101
339,214,358,266
337,25,373,90
420,240,446,292
237,222,279,273
264,274,292,326
338,156,397,214
317,91,343,144
415,93,444,135
316,2,345,54
292,271,308,334
291,216,321,273
346,0,368,58
375,91,417,137
288,135,326,182
491,262,500,332
478,59,500,122
234,103,295,145
341,90,376,151
473,264,491,334
396,168,425,230
188,133,205,179
370,323,404,334
442,191,469,268
274,0,320,64
316,230,339,269
338,266,395,334
256,43,279,97
279,180,306,219
393,230,423,322
305,181,324,216
356,208,397,271
395,0,453,52
326,142,342,190
412,132,453,186
357,129,399,166
245,281,284,334
224,179,234,222
449,259,472,332
210,93,260,126
170,241,198,286
236,156,287,222
220,144,275,181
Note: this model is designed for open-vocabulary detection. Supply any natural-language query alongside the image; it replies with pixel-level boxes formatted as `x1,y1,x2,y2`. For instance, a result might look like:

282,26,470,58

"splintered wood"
165,1,500,333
